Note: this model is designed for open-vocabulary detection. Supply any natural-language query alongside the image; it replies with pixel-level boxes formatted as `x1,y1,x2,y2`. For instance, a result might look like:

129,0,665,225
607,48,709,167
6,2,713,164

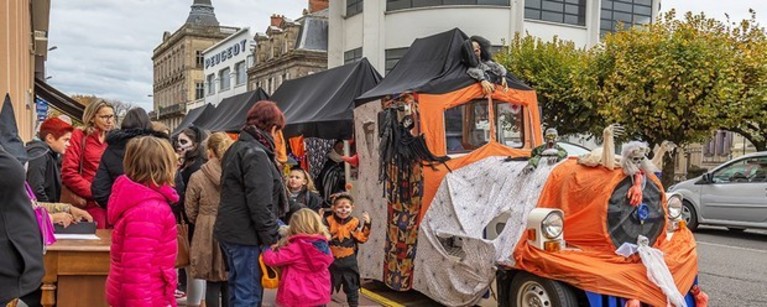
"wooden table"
41,230,111,307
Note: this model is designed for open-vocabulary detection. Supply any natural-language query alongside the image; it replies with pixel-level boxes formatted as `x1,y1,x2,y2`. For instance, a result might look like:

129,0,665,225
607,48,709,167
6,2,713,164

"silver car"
667,151,767,231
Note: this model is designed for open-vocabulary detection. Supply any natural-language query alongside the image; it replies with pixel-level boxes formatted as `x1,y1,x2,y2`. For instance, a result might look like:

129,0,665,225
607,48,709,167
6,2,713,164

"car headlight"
667,195,683,220
542,212,564,239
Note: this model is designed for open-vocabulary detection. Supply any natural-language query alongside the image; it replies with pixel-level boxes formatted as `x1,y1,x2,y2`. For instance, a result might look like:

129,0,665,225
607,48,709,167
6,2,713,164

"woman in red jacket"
61,99,115,228
106,135,179,307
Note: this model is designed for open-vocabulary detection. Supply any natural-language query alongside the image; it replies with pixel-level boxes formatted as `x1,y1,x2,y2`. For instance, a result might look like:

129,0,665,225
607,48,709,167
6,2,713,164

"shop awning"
173,103,215,135
34,77,85,120
198,88,269,132
272,58,382,140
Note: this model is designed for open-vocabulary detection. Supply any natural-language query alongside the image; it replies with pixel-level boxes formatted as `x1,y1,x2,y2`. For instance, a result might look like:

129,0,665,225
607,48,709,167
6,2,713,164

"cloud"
47,0,305,111
47,1,767,112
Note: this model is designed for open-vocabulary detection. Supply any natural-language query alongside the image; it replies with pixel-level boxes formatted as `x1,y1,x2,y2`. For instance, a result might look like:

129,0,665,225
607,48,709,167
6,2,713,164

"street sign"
35,97,49,121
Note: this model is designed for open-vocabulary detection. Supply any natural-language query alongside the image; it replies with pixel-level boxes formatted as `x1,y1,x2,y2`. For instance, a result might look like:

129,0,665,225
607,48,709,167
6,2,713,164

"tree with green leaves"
495,34,601,137
719,10,767,151
582,10,747,186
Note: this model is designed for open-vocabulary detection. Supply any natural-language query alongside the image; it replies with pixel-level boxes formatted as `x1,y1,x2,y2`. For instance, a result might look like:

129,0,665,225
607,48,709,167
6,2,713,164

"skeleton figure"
521,128,567,174
650,140,677,171
621,141,659,206
578,124,624,169
461,35,508,95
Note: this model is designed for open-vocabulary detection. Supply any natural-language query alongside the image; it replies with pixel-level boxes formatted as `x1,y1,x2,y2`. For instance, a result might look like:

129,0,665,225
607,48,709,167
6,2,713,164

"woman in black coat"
213,101,287,306
91,108,166,208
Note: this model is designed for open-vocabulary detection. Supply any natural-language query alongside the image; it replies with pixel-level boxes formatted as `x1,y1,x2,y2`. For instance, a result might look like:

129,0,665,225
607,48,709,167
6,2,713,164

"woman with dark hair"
92,108,168,209
214,100,287,306
175,126,208,305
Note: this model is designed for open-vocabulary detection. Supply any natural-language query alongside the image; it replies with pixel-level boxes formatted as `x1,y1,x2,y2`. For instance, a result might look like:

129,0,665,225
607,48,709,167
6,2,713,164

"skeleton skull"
621,141,651,176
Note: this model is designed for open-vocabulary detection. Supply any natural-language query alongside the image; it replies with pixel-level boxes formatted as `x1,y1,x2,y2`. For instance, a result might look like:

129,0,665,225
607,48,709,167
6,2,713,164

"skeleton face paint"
176,133,194,155
333,199,353,219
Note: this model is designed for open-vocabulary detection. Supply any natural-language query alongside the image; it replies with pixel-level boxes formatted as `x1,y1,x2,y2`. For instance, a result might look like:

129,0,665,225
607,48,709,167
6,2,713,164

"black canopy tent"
355,28,531,105
173,103,215,135
196,88,269,132
271,58,382,140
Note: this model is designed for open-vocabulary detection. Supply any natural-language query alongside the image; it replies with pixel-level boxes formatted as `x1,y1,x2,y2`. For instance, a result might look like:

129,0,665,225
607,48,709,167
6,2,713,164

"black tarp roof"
173,103,214,135
272,58,382,139
34,77,86,120
355,28,531,105
197,88,269,132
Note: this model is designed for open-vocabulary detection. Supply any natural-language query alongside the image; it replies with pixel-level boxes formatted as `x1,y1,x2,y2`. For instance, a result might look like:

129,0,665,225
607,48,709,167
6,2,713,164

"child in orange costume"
323,194,370,307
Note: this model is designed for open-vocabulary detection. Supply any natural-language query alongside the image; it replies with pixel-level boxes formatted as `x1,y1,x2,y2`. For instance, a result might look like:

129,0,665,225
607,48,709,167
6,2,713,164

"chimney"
270,14,284,27
308,0,329,13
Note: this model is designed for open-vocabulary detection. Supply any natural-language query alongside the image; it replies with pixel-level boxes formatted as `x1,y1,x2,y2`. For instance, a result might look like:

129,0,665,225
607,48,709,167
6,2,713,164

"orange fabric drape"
416,84,542,222
226,132,239,141
513,159,699,306
274,130,288,164
288,135,308,170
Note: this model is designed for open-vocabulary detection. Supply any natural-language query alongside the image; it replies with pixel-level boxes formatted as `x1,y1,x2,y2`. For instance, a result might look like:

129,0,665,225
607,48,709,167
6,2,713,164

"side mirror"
702,172,712,183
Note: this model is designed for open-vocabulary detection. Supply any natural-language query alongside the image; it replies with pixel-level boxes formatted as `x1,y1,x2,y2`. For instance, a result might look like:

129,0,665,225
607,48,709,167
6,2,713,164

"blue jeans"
220,241,263,307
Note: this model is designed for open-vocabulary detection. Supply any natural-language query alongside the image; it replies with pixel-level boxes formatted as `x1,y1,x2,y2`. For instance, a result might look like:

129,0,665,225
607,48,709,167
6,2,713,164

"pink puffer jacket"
106,175,179,307
262,234,335,307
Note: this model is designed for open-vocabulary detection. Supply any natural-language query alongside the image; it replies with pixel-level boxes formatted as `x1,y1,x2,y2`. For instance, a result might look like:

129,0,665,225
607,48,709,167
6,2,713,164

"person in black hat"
0,94,44,307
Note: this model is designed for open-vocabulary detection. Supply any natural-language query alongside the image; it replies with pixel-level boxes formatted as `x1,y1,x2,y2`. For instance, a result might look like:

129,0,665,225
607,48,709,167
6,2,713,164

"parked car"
558,141,592,157
667,151,767,231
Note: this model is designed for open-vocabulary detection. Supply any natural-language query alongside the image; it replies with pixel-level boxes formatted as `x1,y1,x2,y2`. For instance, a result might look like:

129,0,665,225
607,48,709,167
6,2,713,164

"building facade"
328,0,658,74
187,27,254,109
247,1,329,95
151,0,238,129
1,0,51,141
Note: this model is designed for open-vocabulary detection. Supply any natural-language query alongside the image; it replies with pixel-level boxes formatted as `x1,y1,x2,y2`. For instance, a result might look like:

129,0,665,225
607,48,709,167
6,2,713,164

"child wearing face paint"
323,194,370,307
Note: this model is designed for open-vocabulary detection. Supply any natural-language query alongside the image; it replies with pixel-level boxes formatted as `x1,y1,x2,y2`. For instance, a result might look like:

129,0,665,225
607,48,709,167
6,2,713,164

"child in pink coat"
262,208,335,307
106,136,180,307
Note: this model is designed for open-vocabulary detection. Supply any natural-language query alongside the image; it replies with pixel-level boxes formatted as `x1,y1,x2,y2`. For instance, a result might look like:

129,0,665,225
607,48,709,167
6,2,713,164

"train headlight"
667,194,683,220
542,212,564,239
526,208,565,251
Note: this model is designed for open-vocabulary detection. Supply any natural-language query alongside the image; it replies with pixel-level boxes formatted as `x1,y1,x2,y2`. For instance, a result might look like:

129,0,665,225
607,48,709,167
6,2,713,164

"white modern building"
191,27,254,109
328,0,659,73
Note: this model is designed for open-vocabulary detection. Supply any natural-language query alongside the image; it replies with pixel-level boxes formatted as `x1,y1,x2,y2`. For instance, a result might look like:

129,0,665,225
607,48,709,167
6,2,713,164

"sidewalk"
178,287,381,306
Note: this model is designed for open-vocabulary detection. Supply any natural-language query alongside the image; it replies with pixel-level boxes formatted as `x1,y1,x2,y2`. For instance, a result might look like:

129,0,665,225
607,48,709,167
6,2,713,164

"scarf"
243,125,290,218
243,125,276,154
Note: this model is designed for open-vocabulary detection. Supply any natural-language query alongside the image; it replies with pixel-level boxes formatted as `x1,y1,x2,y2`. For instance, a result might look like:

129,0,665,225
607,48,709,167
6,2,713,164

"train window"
445,99,489,154
496,102,524,148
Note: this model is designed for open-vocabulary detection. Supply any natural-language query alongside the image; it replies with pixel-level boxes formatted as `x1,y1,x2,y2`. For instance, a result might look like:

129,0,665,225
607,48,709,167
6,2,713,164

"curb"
360,288,405,307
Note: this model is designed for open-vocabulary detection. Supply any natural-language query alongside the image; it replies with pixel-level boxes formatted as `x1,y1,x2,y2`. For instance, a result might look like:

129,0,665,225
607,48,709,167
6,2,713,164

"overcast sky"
47,1,767,111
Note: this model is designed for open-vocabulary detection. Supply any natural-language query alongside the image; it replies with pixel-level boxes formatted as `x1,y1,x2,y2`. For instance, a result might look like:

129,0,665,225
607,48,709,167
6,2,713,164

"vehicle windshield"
444,99,525,155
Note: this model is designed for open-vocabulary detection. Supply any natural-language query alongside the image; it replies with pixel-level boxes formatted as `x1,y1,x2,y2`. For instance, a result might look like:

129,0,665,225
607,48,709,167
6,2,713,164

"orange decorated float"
350,29,705,307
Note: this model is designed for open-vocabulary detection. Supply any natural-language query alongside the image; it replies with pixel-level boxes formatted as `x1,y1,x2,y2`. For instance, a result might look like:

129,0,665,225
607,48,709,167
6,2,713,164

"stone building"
247,0,329,95
151,0,238,129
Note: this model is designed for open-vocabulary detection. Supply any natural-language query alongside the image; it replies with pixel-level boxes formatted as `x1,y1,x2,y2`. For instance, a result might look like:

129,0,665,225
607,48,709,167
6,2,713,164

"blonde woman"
185,132,233,307
105,136,179,307
61,99,115,228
